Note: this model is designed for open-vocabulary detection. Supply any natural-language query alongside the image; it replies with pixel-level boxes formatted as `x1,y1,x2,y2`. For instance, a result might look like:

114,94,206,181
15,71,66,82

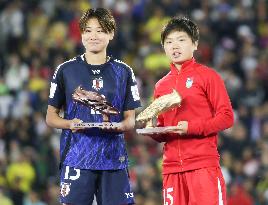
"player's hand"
69,118,84,132
175,121,188,135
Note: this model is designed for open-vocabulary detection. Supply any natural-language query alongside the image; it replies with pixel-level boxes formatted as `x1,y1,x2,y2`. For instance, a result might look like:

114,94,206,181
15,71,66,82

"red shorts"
163,167,226,205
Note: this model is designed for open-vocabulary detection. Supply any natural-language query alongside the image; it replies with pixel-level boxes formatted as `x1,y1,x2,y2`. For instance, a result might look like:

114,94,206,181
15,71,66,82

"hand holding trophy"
136,89,182,135
71,86,120,129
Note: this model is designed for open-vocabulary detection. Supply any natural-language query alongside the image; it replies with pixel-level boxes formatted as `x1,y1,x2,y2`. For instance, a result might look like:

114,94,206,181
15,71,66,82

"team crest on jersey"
60,182,71,197
186,77,193,88
92,77,103,90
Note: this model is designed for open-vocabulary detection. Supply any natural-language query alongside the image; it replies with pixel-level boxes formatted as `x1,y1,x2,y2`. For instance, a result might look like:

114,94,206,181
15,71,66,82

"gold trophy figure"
136,89,182,134
71,86,120,129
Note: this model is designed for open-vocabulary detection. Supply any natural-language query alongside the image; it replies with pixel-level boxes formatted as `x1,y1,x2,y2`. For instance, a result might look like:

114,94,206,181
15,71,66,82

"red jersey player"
151,16,234,205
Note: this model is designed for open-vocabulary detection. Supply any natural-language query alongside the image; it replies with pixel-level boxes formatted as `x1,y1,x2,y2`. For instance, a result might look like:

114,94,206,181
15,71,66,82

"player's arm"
120,109,136,131
186,71,234,136
101,110,135,132
46,105,82,132
47,64,83,132
114,65,140,132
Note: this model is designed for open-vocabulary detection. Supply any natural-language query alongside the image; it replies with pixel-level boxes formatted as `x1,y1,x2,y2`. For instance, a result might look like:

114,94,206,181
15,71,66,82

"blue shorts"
60,165,135,205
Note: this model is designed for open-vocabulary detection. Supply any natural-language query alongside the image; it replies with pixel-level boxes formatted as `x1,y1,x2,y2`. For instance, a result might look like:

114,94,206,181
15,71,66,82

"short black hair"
79,8,116,33
161,16,199,45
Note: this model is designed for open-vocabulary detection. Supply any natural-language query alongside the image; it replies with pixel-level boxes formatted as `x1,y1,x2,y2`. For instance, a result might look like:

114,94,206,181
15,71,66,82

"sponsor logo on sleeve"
131,85,140,101
49,82,57,98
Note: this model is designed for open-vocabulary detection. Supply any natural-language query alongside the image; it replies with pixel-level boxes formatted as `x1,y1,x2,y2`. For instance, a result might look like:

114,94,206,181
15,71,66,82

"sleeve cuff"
187,120,201,135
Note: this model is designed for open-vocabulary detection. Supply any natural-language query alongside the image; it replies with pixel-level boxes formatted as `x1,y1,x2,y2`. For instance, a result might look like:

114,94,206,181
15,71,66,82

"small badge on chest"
92,77,103,91
186,77,193,88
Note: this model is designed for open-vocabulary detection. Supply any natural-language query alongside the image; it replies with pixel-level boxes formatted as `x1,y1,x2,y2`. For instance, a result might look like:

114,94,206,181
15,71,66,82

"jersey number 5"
163,187,174,205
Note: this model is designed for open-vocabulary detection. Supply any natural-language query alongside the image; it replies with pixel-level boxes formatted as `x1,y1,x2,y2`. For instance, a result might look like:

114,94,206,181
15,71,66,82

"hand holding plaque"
71,86,120,129
136,89,182,135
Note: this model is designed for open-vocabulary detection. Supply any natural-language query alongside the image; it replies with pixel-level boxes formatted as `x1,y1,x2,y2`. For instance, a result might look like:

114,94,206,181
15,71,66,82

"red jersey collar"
170,58,196,75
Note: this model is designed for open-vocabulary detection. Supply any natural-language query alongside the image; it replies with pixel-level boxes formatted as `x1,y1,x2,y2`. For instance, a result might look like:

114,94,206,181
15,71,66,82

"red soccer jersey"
153,58,234,174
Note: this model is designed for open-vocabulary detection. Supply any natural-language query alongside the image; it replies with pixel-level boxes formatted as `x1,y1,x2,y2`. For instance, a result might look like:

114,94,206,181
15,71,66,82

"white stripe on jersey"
53,57,76,79
114,59,137,83
217,178,224,205
81,53,85,61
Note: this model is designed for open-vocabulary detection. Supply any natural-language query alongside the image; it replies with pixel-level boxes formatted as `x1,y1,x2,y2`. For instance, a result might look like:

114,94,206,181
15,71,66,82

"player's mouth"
89,41,101,45
172,51,181,58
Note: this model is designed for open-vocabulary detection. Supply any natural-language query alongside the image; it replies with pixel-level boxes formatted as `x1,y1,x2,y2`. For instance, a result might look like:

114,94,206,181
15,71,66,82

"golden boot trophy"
71,86,120,129
136,89,182,134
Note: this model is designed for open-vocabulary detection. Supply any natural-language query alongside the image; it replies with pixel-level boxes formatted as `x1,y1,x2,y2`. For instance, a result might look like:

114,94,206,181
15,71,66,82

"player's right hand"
69,118,83,132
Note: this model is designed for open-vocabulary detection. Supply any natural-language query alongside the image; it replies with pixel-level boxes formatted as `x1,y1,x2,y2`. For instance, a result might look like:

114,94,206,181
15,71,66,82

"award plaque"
71,86,120,129
136,89,182,135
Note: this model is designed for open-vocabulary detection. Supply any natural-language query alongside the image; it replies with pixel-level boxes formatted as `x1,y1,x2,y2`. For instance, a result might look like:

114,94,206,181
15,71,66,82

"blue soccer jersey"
48,54,141,170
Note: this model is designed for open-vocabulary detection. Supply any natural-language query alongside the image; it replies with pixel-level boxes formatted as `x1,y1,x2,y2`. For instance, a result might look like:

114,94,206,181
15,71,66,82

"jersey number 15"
163,187,174,205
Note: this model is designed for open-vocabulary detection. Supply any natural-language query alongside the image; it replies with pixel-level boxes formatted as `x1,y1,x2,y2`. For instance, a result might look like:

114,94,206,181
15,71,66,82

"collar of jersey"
170,57,196,75
79,54,113,68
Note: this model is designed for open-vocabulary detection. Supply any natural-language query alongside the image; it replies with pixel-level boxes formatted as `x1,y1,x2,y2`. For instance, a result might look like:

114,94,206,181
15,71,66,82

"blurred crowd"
0,0,268,204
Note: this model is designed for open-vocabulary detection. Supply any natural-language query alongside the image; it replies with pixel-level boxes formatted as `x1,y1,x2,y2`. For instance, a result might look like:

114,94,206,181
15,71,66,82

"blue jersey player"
46,8,141,205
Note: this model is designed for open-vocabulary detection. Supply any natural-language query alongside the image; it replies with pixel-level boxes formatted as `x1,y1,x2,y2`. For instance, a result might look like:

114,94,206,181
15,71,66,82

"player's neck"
174,63,182,72
85,51,108,65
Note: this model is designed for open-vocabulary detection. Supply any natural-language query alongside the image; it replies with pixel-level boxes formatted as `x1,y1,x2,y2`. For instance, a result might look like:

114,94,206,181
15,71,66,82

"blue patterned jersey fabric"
48,54,141,170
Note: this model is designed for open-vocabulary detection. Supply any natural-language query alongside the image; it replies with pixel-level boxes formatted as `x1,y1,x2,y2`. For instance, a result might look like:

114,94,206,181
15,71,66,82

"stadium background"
0,0,268,204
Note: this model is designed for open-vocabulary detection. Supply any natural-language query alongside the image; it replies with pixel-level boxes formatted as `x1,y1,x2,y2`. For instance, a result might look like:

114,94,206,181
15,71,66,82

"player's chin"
88,49,103,54
172,57,185,64
86,46,104,53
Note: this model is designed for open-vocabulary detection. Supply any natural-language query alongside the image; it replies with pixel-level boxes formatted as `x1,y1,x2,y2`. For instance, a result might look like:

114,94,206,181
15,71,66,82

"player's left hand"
175,121,188,135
